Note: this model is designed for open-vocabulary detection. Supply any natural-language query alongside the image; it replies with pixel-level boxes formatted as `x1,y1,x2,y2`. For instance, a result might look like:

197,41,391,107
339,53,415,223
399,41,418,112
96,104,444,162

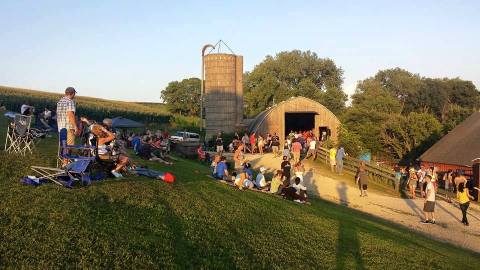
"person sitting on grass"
292,177,308,203
138,137,173,165
214,156,229,180
234,170,254,190
92,123,130,178
211,155,220,177
283,177,308,203
255,167,270,190
269,170,284,194
243,162,254,180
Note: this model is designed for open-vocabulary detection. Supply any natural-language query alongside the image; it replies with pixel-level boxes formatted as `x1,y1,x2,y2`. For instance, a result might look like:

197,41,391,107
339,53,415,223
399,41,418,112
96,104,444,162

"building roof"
420,111,480,167
247,96,340,135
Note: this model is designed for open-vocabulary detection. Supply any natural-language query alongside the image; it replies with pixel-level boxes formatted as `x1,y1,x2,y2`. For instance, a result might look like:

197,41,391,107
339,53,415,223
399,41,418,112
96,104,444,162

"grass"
1,117,479,269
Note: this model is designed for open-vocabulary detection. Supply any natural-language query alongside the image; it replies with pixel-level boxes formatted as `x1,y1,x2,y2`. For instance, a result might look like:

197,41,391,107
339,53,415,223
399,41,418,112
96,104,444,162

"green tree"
380,112,442,161
161,78,200,116
342,79,402,154
244,50,346,116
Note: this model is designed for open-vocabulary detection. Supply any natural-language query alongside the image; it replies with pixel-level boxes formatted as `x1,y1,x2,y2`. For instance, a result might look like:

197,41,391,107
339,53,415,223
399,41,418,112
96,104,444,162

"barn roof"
420,111,480,167
248,96,339,133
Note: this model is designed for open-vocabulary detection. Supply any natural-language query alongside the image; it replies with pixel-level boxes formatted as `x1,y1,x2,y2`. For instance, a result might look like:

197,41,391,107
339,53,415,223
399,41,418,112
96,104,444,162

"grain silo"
204,53,243,139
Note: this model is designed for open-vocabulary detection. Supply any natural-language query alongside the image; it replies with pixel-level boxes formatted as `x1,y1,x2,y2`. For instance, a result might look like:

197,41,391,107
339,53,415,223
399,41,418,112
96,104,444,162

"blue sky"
0,0,478,102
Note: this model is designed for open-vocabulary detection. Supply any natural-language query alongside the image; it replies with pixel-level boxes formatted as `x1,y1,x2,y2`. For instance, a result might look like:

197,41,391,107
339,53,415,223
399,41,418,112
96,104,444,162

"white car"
170,131,200,142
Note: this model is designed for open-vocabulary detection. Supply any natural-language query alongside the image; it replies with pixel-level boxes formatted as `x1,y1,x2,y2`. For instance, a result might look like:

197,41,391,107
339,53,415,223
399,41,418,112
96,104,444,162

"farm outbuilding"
248,96,341,144
419,111,480,173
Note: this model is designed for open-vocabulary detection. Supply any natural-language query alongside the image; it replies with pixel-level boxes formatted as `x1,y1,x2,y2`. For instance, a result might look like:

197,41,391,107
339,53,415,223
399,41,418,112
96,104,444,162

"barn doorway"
319,126,331,141
284,112,315,136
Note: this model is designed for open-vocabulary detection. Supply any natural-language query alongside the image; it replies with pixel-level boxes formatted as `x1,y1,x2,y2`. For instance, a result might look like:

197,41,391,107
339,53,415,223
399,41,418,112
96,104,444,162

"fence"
316,147,396,188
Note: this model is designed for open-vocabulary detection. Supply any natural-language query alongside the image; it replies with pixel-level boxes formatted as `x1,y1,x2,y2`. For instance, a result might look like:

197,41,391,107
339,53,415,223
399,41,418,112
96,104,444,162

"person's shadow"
336,182,349,207
335,217,365,270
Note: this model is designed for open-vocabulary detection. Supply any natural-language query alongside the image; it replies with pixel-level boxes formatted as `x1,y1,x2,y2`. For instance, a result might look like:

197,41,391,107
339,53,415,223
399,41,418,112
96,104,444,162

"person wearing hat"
56,87,78,146
255,166,270,190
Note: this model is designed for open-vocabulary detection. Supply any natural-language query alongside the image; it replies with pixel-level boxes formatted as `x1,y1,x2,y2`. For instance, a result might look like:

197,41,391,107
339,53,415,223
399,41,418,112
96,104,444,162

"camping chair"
4,114,35,155
31,159,93,188
57,128,95,168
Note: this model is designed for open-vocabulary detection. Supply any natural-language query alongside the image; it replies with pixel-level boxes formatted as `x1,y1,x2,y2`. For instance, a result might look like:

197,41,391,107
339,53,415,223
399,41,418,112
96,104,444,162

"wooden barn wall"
256,97,340,144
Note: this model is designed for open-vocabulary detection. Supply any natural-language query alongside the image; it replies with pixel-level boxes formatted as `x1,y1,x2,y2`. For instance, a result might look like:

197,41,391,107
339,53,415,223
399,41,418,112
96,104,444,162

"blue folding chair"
31,159,93,188
57,128,95,168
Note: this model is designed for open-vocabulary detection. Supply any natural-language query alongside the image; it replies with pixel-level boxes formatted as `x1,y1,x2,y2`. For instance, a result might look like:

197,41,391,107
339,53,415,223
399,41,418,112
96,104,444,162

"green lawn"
0,116,479,269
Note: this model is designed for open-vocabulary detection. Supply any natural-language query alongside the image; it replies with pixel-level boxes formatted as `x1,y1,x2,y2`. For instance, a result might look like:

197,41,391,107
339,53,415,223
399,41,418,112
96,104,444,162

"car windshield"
174,132,185,137
190,134,199,139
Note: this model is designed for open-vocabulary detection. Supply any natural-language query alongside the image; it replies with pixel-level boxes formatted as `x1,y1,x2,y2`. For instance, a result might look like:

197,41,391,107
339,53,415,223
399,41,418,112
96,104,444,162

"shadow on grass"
335,218,365,270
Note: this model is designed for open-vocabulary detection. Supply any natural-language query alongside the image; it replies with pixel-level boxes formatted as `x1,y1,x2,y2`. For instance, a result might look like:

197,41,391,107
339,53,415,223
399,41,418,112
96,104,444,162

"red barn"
419,111,480,175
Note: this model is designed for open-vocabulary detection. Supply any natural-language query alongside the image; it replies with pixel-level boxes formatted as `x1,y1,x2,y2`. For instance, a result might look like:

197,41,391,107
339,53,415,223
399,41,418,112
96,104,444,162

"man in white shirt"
304,138,317,160
292,177,308,203
421,175,436,224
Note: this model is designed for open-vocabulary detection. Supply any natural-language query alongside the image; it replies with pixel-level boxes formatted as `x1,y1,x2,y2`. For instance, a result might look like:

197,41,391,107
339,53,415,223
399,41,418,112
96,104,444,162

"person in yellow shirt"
269,170,284,194
329,147,337,172
457,181,475,226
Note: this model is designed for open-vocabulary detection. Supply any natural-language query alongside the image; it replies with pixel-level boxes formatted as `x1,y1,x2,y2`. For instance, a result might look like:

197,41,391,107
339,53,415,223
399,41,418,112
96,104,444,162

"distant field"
0,85,170,123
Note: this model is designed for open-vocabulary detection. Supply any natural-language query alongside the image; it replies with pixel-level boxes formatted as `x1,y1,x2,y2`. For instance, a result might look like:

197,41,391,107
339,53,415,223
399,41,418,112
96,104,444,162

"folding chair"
4,114,35,155
31,159,93,188
57,128,95,168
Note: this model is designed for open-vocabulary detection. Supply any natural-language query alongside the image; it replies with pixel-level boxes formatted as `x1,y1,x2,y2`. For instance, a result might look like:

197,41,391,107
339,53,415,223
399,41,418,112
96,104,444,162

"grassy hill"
0,116,479,269
0,85,169,123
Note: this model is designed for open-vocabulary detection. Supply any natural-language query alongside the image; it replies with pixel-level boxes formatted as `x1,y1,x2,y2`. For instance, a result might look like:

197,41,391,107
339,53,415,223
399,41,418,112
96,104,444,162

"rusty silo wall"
204,53,243,139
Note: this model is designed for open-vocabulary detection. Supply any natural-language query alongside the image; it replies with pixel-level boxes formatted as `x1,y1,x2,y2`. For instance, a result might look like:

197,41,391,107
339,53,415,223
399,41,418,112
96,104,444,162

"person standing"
304,137,317,160
281,155,292,186
329,146,337,172
215,134,224,155
233,143,245,172
421,175,436,224
356,161,369,197
407,167,418,199
257,135,265,155
336,146,345,175
56,87,79,146
249,132,256,154
241,133,249,153
291,139,302,164
270,132,280,157
456,182,474,226
293,161,305,184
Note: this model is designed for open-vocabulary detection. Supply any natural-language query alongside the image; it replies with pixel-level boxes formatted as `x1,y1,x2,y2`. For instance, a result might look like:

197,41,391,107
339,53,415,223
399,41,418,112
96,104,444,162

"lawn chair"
4,114,35,155
57,128,95,168
31,159,93,188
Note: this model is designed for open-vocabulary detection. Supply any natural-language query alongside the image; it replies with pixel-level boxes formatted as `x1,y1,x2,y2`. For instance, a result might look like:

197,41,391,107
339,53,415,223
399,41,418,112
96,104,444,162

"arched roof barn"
248,96,340,143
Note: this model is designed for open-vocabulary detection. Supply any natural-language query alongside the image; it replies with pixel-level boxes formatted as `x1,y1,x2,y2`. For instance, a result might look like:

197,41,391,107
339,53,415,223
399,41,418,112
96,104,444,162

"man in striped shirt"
56,87,79,145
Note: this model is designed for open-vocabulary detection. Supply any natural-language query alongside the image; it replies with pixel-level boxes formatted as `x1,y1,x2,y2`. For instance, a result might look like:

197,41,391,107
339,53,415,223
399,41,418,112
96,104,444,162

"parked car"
169,131,200,142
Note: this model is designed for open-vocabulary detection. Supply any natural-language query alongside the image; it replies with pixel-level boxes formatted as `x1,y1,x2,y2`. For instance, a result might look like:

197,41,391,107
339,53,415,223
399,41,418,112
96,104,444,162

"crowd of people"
205,130,328,204
394,164,475,225
53,86,175,182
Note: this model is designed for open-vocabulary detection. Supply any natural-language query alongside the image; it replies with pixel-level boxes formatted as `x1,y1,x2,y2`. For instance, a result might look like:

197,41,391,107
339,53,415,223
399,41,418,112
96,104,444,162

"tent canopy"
111,117,145,129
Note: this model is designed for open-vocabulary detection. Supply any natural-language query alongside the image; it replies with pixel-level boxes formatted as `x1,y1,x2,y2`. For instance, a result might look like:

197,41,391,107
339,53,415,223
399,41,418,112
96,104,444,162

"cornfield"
0,85,170,123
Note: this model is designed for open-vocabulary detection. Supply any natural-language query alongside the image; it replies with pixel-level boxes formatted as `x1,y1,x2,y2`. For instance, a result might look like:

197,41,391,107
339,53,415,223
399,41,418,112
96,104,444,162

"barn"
419,111,480,173
247,96,340,144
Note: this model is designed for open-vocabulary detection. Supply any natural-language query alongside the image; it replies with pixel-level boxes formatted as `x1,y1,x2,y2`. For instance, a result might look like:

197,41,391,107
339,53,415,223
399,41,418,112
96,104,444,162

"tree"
161,78,200,116
342,79,402,154
380,112,442,162
244,50,346,116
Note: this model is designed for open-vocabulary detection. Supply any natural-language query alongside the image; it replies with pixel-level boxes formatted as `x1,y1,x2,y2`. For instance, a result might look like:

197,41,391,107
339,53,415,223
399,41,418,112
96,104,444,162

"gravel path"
242,152,480,253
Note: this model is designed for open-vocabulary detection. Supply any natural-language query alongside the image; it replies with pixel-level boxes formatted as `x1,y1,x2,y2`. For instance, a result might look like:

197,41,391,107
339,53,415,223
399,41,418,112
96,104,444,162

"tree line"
161,51,479,163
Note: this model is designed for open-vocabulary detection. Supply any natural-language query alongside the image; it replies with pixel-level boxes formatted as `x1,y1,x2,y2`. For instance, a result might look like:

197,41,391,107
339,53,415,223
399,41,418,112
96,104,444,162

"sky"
0,0,479,102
